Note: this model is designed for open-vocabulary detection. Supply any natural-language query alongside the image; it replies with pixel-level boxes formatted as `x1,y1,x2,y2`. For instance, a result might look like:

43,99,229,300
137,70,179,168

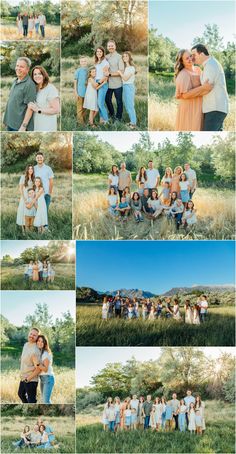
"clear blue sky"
76,241,235,294
76,347,236,387
1,291,76,326
149,0,235,48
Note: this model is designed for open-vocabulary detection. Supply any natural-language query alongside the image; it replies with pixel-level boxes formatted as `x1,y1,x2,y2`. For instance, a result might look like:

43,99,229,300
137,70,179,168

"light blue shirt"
34,164,54,195
74,67,88,97
184,395,195,409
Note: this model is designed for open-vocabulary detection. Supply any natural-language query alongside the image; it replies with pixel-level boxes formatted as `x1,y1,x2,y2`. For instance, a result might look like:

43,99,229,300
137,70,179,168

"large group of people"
24,260,55,283
74,40,137,128
102,391,206,434
3,57,60,132
13,417,56,449
107,161,197,230
16,12,46,39
102,293,209,324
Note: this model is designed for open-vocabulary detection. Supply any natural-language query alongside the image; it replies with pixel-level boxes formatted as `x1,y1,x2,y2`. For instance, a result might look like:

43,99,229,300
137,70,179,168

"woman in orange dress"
171,166,183,196
174,49,213,131
32,261,39,281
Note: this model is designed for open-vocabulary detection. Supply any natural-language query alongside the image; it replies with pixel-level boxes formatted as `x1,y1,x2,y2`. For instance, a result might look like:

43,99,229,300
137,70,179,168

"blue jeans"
35,23,39,34
37,442,52,449
97,81,109,122
23,24,28,36
203,111,227,131
44,194,51,227
7,126,18,131
40,375,55,404
108,421,115,432
200,312,207,323
144,415,150,429
123,84,136,125
106,86,123,120
40,25,45,37
178,413,186,432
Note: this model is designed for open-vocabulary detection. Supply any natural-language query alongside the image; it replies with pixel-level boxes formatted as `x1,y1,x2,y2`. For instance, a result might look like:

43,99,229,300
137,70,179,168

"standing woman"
28,14,35,39
195,395,206,432
94,47,109,124
171,166,183,196
16,164,35,233
108,165,119,193
16,13,23,36
32,261,39,281
136,167,148,188
161,167,173,186
118,52,137,129
34,15,40,36
29,66,60,131
137,396,145,429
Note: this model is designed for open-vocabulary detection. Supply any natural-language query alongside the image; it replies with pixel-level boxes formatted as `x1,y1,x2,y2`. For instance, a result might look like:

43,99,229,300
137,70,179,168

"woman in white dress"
193,304,200,325
34,177,48,233
173,299,182,320
16,13,23,36
153,397,163,431
28,66,60,131
16,164,35,233
185,300,193,324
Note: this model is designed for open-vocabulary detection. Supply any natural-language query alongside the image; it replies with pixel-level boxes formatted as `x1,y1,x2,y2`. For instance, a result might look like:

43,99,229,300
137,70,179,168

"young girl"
178,399,187,432
122,186,131,204
161,397,167,429
102,398,112,431
149,406,156,430
173,299,182,320
149,305,155,320
102,297,108,320
185,300,193,324
191,304,200,325
148,190,163,219
47,262,55,283
179,173,190,207
43,261,48,282
16,13,23,36
118,51,136,128
107,187,118,216
154,397,163,431
195,409,203,435
182,200,197,227
83,67,99,127
195,395,206,432
161,167,173,186
133,300,139,318
34,15,40,35
131,192,143,222
188,402,196,433
114,397,121,431
124,404,132,430
33,177,48,233
131,408,137,430
142,302,147,320
168,198,184,230
157,300,163,318
128,304,133,320
28,15,35,38
159,182,171,206
171,166,183,196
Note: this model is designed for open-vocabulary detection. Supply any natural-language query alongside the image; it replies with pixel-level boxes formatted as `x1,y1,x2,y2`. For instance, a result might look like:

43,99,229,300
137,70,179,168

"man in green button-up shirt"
3,57,36,131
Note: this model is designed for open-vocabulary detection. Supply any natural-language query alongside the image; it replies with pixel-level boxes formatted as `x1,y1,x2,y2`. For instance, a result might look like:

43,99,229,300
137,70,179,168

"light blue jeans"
97,81,109,122
123,84,136,125
178,413,186,432
40,375,55,404
37,442,52,449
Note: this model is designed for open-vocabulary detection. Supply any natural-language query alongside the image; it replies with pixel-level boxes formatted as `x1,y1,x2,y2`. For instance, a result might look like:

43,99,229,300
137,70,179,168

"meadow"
61,55,148,131
0,20,60,41
1,263,75,290
148,74,235,131
0,76,61,131
73,174,235,240
1,172,72,240
76,400,235,453
76,305,235,347
1,350,75,404
1,415,75,453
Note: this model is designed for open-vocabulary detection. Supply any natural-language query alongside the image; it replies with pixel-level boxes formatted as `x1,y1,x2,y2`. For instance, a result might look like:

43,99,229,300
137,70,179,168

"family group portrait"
1,404,75,453
73,131,235,240
76,347,235,453
149,0,235,131
1,0,60,41
61,0,148,131
76,240,235,347
1,133,72,240
1,240,75,290
1,291,75,404
1,41,60,132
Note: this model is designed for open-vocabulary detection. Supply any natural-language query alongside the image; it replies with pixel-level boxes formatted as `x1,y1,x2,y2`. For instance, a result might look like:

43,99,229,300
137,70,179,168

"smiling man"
18,327,41,403
3,57,37,131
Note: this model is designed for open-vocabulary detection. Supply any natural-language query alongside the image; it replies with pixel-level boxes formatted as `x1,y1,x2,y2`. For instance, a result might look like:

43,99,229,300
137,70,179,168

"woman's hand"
28,102,39,112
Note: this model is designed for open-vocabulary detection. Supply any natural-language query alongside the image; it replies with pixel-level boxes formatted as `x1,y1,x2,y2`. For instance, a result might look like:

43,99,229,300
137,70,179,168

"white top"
108,195,118,206
40,351,54,376
34,164,54,195
179,181,189,191
130,399,139,411
108,174,119,186
179,404,188,413
125,409,131,417
201,56,229,114
200,300,208,313
184,395,195,409
38,14,46,25
148,198,161,210
28,19,34,30
95,59,109,80
123,66,135,85
185,168,196,187
38,261,43,272
146,168,160,188
34,84,59,132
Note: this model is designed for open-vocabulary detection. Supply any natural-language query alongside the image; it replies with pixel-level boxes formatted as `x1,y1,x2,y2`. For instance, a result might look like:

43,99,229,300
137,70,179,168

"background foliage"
1,0,60,24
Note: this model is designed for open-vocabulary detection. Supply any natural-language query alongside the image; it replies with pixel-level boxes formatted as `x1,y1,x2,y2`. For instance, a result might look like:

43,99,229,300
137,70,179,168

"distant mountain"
163,285,235,296
109,288,156,299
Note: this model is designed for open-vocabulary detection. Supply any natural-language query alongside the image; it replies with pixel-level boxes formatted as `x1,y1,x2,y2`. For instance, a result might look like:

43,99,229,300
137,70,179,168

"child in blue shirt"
116,196,130,220
74,56,88,125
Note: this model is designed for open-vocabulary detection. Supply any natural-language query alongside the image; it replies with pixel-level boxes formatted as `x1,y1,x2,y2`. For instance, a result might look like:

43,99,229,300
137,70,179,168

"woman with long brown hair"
33,176,48,233
118,51,137,128
94,46,109,124
174,49,212,131
16,164,35,233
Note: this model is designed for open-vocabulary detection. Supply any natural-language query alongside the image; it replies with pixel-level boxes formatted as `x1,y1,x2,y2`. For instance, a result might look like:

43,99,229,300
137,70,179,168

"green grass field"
73,174,235,240
1,173,72,240
76,401,235,453
76,305,235,347
1,415,75,453
1,263,75,290
149,74,235,131
61,55,148,131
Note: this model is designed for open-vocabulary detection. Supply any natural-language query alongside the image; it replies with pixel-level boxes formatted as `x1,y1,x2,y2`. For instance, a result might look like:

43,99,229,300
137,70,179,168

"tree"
211,134,235,182
149,28,177,73
91,362,132,398
192,24,224,54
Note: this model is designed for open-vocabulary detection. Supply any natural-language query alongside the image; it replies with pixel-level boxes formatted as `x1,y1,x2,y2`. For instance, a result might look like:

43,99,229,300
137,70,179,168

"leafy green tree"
211,134,235,182
192,24,224,54
223,369,235,403
149,28,177,73
91,362,131,398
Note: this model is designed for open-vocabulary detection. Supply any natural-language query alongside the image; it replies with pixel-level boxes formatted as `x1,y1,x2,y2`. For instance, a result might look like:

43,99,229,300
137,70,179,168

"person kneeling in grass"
12,425,31,448
131,192,143,222
115,196,130,221
147,190,164,219
108,187,119,216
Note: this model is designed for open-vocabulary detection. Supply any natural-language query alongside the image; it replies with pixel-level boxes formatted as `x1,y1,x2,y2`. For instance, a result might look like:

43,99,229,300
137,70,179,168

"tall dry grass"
0,22,60,41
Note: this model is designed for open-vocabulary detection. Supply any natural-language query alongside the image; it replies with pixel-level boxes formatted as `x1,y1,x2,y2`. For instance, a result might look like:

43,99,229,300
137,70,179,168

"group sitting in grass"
102,293,208,324
12,417,56,449
24,259,55,283
102,391,206,434
107,161,197,230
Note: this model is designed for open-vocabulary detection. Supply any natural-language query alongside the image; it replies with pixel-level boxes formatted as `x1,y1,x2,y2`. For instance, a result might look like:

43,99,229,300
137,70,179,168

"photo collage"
0,0,235,453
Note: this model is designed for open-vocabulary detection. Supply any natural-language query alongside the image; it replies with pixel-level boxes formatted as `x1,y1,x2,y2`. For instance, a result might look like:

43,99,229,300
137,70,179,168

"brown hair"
37,334,51,354
174,49,189,78
24,164,35,188
122,51,136,72
31,66,50,89
35,177,43,190
95,46,106,63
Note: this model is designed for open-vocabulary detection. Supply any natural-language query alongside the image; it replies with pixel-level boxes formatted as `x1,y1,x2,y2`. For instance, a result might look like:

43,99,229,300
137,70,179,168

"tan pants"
25,216,34,230
77,96,85,124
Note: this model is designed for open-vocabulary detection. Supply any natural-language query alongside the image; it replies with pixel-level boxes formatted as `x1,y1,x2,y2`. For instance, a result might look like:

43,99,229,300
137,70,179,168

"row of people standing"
17,12,46,38
24,260,55,283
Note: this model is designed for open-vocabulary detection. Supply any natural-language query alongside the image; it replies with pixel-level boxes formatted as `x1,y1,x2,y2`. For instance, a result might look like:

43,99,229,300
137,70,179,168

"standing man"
170,392,180,430
118,162,132,201
22,12,29,37
3,57,36,131
105,40,124,122
184,163,197,199
143,395,153,429
191,44,229,131
184,389,196,426
38,12,46,38
38,260,43,282
34,152,54,224
18,328,41,403
146,160,160,195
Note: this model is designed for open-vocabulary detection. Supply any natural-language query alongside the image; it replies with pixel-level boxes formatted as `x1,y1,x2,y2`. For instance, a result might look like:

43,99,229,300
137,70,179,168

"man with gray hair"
3,57,36,131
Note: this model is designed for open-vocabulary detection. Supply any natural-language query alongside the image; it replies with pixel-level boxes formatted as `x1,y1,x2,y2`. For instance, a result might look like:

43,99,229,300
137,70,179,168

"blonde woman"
118,51,136,128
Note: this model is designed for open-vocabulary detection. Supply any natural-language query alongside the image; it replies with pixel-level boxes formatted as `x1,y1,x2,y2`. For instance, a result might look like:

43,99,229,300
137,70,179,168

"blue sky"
149,0,235,48
76,241,235,294
1,240,75,259
1,291,75,326
76,347,236,387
